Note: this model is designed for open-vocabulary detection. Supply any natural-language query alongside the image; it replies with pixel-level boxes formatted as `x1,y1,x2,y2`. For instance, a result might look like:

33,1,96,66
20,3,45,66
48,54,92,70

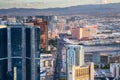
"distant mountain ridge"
0,3,120,16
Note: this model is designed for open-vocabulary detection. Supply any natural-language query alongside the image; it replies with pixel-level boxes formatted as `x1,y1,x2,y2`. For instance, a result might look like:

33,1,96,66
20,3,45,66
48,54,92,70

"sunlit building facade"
39,21,48,50
72,62,94,80
34,20,48,50
71,26,97,40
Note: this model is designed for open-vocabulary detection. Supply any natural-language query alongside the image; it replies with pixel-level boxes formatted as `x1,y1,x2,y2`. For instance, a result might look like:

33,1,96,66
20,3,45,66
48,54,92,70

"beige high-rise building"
72,62,94,80
71,26,97,40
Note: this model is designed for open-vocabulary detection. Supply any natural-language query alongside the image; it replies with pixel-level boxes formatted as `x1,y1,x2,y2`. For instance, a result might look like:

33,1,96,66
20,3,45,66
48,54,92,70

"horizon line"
0,2,120,10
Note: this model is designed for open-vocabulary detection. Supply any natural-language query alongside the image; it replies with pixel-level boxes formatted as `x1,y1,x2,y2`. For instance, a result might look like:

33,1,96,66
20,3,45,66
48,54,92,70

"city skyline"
0,0,120,9
0,10,120,79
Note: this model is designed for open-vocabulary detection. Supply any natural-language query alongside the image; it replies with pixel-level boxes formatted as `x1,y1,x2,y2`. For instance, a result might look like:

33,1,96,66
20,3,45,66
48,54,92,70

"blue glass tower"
0,25,40,80
0,26,8,80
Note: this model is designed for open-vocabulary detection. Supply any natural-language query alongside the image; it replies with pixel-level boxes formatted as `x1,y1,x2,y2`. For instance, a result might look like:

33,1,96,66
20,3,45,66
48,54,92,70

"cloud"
0,0,120,9
101,0,120,3
18,2,45,8
0,1,45,8
24,2,45,6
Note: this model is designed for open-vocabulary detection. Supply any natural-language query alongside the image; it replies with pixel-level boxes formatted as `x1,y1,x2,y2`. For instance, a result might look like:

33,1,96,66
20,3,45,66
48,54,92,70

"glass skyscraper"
0,25,8,80
0,25,40,80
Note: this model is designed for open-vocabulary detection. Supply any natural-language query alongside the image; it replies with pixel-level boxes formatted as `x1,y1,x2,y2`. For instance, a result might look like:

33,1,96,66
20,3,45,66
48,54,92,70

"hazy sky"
0,0,120,9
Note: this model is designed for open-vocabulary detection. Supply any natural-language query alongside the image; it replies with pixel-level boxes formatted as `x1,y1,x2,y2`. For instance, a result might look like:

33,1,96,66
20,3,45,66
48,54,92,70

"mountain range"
0,3,120,16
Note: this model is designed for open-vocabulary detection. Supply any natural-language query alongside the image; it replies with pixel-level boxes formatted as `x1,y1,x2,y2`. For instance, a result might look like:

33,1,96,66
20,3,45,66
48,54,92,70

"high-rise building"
66,45,84,80
0,25,8,80
39,21,48,50
72,62,94,80
55,37,95,80
71,26,97,40
0,25,40,80
32,16,56,50
34,20,48,50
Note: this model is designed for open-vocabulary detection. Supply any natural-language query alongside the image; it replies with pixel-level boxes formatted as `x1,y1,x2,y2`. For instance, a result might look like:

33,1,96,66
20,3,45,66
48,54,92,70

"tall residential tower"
66,45,84,80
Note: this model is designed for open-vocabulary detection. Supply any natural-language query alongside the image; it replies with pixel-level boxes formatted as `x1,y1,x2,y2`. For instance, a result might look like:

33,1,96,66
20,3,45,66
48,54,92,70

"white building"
66,45,84,80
